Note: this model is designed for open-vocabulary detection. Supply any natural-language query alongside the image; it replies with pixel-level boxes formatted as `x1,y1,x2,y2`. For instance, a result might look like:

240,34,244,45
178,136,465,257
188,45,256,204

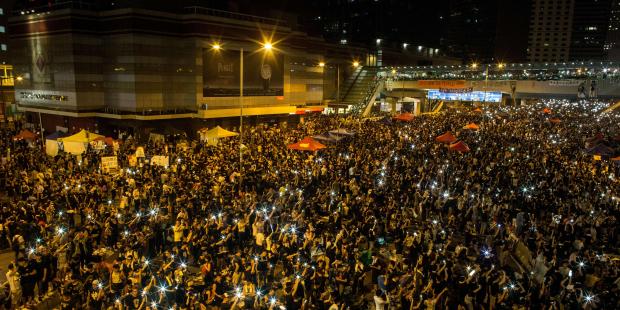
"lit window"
0,44,6,51
0,26,4,33
0,8,4,15
586,26,597,31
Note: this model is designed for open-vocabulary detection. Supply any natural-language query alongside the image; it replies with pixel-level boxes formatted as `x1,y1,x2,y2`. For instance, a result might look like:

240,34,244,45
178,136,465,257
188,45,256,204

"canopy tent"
549,118,561,124
472,108,483,113
393,112,415,122
449,140,470,153
612,156,620,162
202,126,239,146
312,133,344,143
462,123,480,130
287,137,327,151
328,128,356,136
13,129,37,141
57,130,104,154
44,132,69,157
542,108,552,114
436,131,457,144
586,144,615,157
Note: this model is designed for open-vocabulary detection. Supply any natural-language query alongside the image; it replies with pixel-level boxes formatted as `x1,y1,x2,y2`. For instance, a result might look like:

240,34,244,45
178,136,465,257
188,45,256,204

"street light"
353,61,360,68
498,63,505,69
211,43,221,50
471,63,478,69
318,62,325,67
237,40,276,189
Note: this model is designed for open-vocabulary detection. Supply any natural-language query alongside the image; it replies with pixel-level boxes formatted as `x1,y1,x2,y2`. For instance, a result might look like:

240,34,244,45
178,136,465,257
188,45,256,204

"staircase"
340,67,380,108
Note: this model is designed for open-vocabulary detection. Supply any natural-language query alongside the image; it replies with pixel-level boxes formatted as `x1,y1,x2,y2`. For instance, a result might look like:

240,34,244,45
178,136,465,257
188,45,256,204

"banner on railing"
418,80,466,89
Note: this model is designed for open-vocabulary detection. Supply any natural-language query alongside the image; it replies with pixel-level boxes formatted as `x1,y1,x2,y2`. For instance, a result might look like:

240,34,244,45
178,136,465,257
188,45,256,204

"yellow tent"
203,126,238,145
57,130,104,154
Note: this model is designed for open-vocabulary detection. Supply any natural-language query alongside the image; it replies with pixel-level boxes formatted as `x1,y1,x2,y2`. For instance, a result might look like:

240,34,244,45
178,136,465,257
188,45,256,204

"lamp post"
213,41,273,192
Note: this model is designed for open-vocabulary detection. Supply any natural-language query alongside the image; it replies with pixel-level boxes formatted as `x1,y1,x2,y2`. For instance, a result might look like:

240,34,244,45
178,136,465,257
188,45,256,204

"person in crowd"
0,99,618,309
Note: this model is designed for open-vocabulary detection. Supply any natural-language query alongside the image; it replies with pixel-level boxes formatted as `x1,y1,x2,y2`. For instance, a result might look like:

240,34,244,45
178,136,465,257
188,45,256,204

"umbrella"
542,108,552,114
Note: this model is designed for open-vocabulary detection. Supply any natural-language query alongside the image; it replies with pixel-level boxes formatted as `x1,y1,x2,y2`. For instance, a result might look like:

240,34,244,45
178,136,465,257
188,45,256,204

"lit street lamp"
211,41,275,190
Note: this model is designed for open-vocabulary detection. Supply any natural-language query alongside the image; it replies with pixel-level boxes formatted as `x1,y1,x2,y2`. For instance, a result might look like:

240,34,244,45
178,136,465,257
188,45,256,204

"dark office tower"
569,0,613,61
605,0,620,60
442,0,498,63
303,0,444,49
494,0,532,63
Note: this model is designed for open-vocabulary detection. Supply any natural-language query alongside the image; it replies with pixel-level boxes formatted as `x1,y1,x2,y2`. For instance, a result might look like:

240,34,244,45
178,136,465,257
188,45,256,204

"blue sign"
427,89,502,102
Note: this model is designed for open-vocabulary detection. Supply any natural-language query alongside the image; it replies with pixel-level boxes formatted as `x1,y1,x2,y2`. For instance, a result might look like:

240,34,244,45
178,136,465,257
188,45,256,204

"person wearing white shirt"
4,263,21,307
373,289,388,310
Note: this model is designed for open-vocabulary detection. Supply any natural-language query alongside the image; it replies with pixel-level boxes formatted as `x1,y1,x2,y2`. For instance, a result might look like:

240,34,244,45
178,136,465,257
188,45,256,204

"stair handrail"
341,67,364,101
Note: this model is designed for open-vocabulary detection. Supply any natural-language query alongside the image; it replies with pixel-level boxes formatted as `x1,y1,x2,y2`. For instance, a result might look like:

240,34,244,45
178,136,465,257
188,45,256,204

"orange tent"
13,129,37,141
549,118,561,124
393,112,415,122
436,131,457,144
449,140,470,153
542,108,552,114
287,137,327,151
463,123,480,130
473,108,483,113
612,156,620,162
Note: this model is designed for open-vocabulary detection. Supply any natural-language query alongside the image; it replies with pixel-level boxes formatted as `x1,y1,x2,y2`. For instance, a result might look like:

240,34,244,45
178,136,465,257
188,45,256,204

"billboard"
203,49,284,97
427,89,502,102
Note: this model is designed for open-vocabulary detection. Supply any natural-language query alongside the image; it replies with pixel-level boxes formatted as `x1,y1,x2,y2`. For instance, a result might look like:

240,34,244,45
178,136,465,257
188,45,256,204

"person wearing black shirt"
17,258,36,304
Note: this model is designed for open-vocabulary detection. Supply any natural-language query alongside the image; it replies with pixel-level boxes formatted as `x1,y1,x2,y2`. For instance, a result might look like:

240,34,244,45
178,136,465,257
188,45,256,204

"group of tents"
12,129,119,156
287,129,355,151
434,122,481,153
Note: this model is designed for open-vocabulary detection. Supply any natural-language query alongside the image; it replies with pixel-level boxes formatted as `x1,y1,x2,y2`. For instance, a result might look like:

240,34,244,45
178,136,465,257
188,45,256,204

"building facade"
527,0,575,63
527,0,615,63
568,0,612,61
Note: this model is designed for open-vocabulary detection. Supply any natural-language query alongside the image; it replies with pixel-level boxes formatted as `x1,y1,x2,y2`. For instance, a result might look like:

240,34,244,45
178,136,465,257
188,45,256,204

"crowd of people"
0,99,618,310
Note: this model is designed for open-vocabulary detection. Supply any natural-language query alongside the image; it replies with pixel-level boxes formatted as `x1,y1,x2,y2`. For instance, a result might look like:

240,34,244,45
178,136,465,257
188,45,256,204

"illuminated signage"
427,89,502,102
20,92,69,102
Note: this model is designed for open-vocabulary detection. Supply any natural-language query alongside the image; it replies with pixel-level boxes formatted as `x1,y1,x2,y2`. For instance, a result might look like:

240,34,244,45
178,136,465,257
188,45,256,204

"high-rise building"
604,0,620,60
442,0,498,63
527,0,614,63
494,0,532,63
527,0,575,63
569,0,612,61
